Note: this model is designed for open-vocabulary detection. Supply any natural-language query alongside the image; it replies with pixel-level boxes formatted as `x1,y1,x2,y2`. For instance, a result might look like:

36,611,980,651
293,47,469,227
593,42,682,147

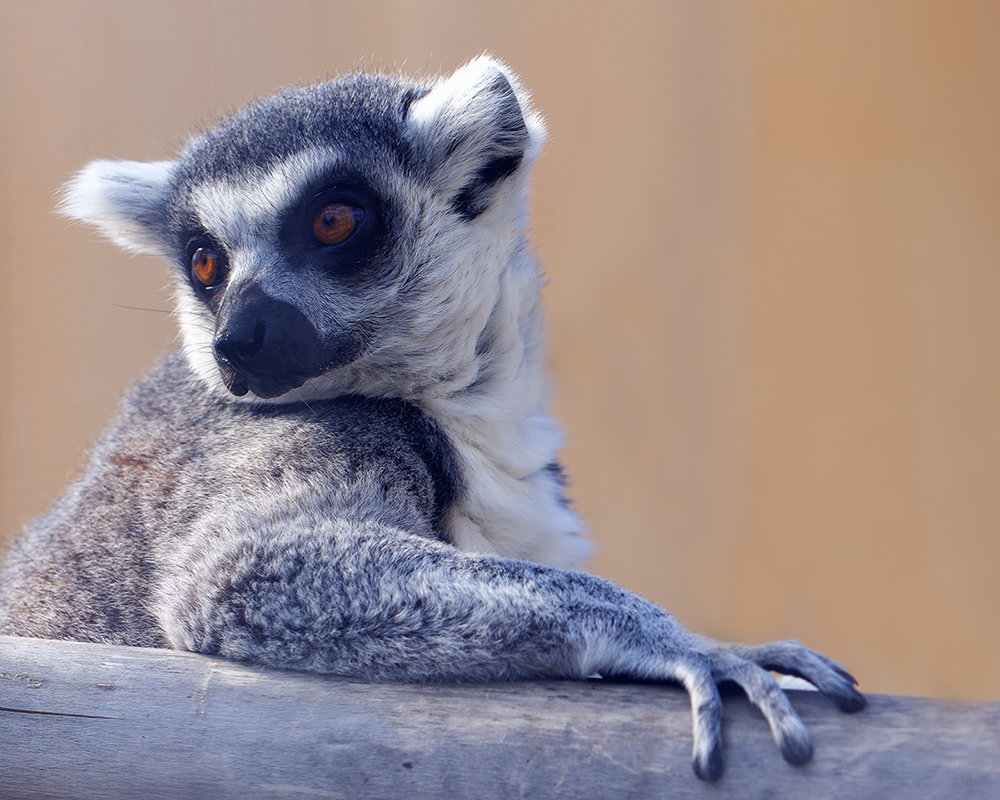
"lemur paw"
665,638,865,781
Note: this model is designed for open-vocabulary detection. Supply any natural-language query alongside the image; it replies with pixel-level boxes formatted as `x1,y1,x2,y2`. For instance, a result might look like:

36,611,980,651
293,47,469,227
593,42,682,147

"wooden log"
0,635,997,799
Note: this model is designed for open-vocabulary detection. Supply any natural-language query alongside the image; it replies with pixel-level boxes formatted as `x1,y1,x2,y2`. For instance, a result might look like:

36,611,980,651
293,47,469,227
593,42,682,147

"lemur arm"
153,496,865,781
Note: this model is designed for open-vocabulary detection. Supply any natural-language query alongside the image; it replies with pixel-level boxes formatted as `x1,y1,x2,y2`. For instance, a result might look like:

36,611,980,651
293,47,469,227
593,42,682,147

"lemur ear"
59,159,177,258
406,56,546,219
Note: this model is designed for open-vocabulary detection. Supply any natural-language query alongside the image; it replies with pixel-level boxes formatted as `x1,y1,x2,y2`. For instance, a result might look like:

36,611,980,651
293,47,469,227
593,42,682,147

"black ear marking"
451,152,524,220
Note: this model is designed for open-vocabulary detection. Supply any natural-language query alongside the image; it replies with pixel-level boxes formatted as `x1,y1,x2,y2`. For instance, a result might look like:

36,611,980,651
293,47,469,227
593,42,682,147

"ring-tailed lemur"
0,57,864,780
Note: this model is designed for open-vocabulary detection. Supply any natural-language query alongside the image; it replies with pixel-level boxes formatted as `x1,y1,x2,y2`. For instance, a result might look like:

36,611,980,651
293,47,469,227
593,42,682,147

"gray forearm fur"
155,498,679,683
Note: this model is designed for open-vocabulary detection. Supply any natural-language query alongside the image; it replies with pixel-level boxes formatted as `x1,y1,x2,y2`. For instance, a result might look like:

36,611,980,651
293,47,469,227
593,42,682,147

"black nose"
214,320,267,372
212,285,331,398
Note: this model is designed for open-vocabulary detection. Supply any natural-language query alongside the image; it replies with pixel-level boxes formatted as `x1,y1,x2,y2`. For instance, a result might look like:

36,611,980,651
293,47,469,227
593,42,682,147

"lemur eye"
312,203,361,246
191,247,222,287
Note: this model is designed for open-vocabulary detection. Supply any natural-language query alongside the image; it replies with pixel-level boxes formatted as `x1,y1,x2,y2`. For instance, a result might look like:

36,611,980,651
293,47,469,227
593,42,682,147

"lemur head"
61,57,546,403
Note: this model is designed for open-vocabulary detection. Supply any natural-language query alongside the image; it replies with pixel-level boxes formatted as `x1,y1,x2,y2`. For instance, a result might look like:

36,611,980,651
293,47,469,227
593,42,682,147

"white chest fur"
417,299,590,570
435,411,589,569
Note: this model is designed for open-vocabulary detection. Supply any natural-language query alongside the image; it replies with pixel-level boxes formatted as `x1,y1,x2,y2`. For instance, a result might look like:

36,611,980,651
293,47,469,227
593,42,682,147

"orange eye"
191,247,221,286
312,203,359,245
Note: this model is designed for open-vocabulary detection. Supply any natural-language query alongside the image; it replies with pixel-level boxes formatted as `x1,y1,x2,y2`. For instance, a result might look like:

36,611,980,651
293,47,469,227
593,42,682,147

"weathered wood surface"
0,636,997,799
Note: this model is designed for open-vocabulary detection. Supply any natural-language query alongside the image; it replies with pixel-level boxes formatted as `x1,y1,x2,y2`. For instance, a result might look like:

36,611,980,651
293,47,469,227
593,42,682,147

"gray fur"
0,57,864,780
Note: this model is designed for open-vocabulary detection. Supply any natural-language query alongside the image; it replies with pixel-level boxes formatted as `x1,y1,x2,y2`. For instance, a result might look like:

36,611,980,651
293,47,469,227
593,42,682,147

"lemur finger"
668,659,724,782
731,639,856,683
767,660,865,711
815,652,861,687
749,642,866,713
718,659,813,766
765,641,859,685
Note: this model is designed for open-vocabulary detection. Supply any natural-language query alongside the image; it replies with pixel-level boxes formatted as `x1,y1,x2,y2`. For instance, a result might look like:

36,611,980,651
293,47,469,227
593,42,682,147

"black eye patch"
275,173,388,281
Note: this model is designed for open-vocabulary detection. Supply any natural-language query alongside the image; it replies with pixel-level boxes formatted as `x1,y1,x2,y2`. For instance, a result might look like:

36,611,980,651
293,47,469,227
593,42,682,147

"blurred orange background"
1,1,997,700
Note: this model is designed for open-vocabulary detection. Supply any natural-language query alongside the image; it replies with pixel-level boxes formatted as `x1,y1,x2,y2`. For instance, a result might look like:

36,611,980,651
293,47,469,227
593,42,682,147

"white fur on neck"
415,245,589,569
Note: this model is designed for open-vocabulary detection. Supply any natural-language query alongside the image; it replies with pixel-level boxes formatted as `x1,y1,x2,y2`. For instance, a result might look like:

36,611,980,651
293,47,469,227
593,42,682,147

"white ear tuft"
407,56,546,219
58,159,177,258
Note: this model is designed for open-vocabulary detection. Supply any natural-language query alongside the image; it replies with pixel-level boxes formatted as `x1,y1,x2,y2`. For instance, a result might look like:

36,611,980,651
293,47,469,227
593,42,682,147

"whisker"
111,302,174,315
299,395,318,414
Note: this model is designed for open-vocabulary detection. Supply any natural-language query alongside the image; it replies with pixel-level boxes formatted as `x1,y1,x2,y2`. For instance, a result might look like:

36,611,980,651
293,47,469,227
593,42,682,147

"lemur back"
0,57,864,781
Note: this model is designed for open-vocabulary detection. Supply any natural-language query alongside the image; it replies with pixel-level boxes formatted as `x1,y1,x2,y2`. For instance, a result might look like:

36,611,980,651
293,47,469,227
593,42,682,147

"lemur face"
60,58,545,403
172,146,401,399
